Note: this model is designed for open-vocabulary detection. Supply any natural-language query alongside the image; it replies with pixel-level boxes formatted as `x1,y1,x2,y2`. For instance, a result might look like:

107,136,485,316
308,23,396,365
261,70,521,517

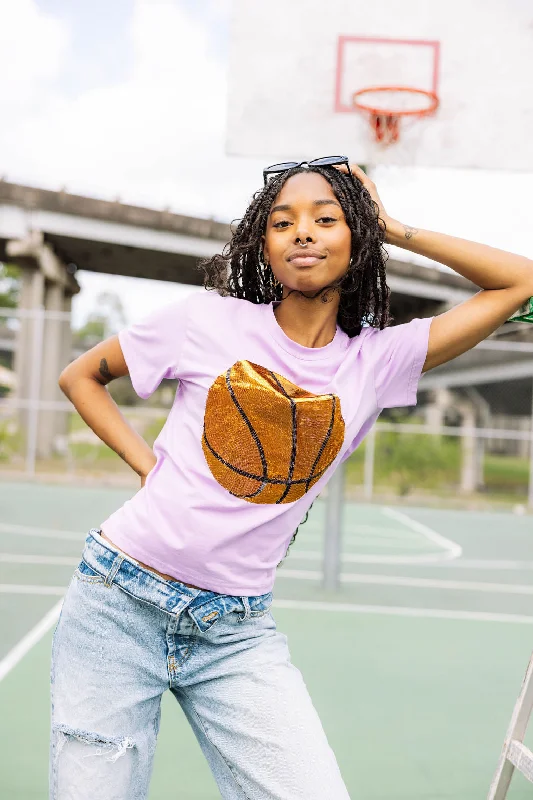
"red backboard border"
334,35,441,113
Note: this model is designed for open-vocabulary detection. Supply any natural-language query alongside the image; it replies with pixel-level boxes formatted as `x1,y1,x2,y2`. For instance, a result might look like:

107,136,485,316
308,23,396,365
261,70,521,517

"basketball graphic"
202,360,345,504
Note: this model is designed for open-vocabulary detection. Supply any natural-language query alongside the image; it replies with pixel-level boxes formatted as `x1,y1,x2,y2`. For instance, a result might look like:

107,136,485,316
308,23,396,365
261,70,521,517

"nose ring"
297,239,308,248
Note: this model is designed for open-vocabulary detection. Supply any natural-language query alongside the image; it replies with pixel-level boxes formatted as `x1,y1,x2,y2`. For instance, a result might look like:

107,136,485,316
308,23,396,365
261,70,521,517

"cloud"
0,0,68,93
0,0,262,219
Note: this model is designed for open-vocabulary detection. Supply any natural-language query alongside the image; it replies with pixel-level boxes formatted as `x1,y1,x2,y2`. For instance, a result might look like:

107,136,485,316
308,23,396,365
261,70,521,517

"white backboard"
226,0,533,170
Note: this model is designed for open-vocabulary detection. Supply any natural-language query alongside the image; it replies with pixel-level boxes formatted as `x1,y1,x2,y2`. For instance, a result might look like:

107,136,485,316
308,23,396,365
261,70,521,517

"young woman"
53,160,533,799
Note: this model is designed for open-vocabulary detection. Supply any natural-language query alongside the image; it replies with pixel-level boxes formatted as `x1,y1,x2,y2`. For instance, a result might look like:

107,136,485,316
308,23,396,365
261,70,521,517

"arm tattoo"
98,357,116,384
403,224,418,240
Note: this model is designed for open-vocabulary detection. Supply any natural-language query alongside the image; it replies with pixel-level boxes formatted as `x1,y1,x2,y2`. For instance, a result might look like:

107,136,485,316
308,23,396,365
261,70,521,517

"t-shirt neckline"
261,301,348,361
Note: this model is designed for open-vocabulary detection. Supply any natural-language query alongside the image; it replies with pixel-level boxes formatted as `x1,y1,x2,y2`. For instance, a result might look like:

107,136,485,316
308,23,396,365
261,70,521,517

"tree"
0,263,20,315
74,291,127,347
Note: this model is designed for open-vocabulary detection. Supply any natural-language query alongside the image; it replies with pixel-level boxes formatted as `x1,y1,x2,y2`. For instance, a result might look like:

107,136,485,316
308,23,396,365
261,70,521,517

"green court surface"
0,479,532,799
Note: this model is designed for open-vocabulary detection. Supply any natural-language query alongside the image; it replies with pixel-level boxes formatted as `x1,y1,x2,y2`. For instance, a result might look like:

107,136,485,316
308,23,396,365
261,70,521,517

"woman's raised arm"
339,163,533,372
386,223,533,372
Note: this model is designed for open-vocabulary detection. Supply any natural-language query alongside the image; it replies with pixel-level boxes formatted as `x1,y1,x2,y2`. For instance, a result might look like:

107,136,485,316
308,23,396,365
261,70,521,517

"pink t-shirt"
102,291,432,595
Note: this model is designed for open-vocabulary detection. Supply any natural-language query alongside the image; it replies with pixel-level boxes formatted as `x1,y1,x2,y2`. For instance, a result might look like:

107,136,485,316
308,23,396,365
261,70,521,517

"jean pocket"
74,560,105,584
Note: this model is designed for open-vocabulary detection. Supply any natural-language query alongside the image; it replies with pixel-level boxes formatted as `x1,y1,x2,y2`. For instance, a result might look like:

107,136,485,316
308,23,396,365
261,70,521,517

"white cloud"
0,0,68,91
0,0,262,219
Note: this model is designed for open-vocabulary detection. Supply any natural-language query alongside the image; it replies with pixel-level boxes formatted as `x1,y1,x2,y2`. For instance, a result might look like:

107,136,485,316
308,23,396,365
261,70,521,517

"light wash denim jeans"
50,529,349,799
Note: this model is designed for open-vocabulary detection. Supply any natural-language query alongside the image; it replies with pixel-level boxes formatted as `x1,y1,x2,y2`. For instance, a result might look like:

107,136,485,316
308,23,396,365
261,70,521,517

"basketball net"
353,86,439,146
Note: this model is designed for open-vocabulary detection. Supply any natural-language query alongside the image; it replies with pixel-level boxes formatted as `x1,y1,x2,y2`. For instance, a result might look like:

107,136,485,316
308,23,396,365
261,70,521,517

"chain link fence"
2,305,533,508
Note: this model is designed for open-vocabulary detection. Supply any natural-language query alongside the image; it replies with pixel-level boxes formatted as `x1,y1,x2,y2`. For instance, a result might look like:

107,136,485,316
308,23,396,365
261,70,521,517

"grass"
345,430,461,495
484,454,529,493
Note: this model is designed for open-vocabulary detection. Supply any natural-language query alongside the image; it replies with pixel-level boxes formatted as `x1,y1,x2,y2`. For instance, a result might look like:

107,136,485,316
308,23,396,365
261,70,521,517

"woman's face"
263,171,352,296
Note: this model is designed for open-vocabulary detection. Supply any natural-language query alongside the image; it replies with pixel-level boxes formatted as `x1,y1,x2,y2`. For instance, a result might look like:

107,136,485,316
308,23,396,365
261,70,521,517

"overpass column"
425,388,452,433
57,292,73,441
38,281,66,457
15,263,45,435
7,232,79,461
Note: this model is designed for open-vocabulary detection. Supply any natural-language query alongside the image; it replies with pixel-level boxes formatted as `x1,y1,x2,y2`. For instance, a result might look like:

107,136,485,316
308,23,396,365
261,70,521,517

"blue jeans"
50,529,349,799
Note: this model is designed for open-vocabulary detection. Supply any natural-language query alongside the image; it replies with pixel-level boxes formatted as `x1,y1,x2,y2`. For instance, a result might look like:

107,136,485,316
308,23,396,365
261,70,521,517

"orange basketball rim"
353,85,440,145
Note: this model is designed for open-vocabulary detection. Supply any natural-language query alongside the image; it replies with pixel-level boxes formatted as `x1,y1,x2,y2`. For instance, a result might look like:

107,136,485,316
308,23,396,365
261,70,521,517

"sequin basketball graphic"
202,360,345,504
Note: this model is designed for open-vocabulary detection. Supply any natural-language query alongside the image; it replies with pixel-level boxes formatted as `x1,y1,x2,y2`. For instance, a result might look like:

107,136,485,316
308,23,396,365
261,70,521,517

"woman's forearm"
386,219,533,294
61,377,157,479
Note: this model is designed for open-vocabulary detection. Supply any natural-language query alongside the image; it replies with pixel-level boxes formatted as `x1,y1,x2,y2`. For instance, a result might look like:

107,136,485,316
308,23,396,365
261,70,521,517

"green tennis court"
1,479,532,799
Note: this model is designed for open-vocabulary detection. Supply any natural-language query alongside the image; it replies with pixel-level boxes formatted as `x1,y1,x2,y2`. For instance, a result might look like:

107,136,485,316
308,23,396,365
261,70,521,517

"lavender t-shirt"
101,291,432,595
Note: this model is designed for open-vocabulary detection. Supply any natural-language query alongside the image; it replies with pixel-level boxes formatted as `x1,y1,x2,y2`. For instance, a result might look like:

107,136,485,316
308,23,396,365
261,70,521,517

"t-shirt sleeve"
118,297,191,399
370,316,433,409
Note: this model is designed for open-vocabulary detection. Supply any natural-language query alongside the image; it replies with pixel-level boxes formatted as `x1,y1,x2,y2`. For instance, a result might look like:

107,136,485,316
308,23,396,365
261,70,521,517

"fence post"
26,307,45,476
364,426,376,500
323,460,345,591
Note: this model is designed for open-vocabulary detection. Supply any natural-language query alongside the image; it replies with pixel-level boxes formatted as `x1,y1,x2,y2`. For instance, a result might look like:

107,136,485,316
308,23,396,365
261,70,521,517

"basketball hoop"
353,86,439,145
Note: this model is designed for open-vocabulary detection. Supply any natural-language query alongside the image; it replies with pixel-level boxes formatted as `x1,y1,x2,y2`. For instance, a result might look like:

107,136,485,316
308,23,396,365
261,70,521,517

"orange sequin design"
202,360,345,504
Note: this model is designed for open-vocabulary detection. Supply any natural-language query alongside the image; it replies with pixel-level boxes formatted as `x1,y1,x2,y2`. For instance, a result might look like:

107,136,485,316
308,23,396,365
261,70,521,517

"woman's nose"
295,233,313,244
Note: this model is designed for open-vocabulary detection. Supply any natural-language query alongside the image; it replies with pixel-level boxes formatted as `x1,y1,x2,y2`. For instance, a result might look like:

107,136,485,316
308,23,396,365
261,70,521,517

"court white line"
294,526,423,542
291,551,533,570
293,549,463,565
435,559,533,571
0,599,63,683
0,583,66,595
0,522,82,541
300,538,433,551
343,537,432,550
276,569,533,595
0,553,78,566
343,524,421,538
274,599,533,625
382,507,463,560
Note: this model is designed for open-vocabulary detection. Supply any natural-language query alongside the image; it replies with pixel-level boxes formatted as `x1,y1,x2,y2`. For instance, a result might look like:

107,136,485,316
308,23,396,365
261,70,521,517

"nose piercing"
297,238,308,248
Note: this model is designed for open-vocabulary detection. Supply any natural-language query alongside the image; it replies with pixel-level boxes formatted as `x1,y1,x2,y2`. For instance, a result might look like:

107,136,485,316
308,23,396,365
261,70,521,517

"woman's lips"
289,255,325,267
287,249,326,268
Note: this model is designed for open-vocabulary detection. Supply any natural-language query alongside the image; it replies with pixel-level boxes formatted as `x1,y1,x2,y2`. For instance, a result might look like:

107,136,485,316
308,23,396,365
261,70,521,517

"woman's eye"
317,216,337,224
272,220,291,229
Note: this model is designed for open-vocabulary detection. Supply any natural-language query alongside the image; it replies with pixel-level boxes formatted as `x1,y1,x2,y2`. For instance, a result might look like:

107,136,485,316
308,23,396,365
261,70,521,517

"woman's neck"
273,290,340,349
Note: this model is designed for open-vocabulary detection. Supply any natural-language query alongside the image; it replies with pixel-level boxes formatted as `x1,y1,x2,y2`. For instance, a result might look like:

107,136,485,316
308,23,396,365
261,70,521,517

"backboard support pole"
323,460,345,591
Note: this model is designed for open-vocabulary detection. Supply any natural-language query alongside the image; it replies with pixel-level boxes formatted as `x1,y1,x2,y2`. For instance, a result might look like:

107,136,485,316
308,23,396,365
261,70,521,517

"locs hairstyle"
202,165,391,336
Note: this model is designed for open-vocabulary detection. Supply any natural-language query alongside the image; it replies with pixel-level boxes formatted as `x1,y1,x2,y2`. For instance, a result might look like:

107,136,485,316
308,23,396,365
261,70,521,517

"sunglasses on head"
262,156,354,186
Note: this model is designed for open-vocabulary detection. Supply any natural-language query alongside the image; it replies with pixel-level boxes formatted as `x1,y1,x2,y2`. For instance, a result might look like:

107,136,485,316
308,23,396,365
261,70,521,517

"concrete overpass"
1,179,531,458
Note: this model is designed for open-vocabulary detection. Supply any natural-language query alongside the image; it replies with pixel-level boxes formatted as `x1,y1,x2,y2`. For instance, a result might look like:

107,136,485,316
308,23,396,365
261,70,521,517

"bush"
0,418,23,461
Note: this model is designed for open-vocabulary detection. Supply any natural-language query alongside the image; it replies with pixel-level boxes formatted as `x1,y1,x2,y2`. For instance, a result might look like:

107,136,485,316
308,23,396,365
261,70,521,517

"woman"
52,160,533,799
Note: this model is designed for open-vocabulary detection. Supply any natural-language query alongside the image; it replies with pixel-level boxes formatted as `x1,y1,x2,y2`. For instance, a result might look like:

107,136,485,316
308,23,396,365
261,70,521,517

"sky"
1,0,532,328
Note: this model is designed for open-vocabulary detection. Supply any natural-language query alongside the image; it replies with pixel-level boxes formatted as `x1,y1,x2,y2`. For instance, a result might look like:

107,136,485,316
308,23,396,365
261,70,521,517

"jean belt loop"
239,596,251,622
104,554,124,587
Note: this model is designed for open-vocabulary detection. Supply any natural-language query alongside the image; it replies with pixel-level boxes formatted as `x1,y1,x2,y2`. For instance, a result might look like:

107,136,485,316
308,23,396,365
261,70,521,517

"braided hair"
201,165,391,564
202,164,391,336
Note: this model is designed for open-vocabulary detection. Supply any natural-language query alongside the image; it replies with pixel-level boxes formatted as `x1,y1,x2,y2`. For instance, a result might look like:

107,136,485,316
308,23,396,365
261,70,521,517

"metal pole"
364,426,376,500
26,306,45,476
323,460,345,591
528,379,533,508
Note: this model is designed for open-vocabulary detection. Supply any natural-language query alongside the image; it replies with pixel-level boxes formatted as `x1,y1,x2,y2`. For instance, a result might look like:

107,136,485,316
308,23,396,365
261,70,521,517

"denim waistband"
80,529,272,632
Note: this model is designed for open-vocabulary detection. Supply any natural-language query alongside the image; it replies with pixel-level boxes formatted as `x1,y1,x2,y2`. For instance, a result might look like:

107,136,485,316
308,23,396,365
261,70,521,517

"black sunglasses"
262,156,354,186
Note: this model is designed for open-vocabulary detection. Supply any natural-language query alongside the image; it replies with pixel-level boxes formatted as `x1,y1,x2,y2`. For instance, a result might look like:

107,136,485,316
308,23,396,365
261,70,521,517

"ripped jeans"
50,529,349,800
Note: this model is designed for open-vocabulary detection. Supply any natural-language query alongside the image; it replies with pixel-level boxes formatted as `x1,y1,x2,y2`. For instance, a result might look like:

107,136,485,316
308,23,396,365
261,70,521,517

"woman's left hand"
334,163,394,237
